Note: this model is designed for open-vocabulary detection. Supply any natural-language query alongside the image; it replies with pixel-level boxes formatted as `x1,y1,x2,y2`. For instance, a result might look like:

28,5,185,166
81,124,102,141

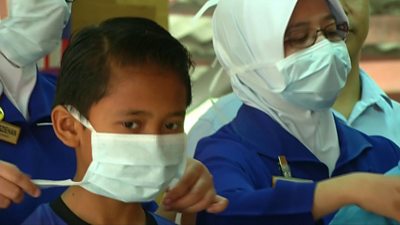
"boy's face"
78,64,187,171
339,0,370,61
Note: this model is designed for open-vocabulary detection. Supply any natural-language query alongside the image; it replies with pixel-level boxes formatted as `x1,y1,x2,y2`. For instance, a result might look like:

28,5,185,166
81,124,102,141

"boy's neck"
62,186,146,225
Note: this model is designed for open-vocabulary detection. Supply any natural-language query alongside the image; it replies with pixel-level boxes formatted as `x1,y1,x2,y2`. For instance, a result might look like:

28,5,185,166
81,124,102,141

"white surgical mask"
277,39,351,110
67,106,187,203
0,0,70,67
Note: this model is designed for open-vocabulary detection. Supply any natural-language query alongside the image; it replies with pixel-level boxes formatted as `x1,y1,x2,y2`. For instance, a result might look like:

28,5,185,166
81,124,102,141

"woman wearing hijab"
194,0,400,224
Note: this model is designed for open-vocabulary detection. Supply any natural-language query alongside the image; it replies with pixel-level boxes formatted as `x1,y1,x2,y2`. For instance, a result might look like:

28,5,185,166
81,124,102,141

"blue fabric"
21,203,176,225
152,212,177,225
194,104,400,225
329,162,400,225
21,204,67,225
0,72,76,225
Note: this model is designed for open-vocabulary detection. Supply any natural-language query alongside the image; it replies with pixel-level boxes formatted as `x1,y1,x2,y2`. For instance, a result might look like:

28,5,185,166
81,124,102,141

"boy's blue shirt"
22,201,176,225
194,104,400,225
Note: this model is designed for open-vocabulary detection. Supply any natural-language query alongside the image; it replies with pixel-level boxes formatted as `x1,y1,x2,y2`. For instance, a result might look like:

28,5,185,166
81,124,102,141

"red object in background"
0,0,8,19
38,18,71,75
38,39,69,75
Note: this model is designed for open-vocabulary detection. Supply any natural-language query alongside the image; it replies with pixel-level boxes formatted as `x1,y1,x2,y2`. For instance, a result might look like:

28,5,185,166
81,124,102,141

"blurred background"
38,0,400,132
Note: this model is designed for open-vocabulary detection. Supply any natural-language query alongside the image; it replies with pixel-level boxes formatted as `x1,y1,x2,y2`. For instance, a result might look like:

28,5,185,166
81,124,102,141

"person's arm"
194,139,400,225
193,140,317,225
314,173,400,222
329,166,400,225
0,161,40,208
314,139,400,222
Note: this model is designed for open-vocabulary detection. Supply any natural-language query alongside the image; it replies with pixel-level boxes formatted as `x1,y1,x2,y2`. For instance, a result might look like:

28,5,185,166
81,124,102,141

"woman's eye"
122,121,140,130
325,30,342,41
326,32,340,39
285,32,309,46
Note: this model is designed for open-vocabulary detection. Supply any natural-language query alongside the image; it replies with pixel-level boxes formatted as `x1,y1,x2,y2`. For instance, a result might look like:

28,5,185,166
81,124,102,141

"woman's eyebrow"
286,22,309,30
321,14,336,24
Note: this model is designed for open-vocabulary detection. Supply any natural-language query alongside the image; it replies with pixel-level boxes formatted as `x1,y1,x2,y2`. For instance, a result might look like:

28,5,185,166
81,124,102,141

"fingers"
0,161,40,208
167,184,215,213
0,194,11,209
164,159,203,203
206,195,229,214
0,178,25,204
163,174,212,211
162,158,224,213
161,158,228,214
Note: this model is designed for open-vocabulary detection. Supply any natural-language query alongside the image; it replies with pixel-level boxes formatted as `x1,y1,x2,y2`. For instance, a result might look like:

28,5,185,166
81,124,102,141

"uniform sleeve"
194,137,317,225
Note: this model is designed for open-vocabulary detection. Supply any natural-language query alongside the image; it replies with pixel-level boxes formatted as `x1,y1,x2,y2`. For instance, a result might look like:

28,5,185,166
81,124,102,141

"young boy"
22,17,195,225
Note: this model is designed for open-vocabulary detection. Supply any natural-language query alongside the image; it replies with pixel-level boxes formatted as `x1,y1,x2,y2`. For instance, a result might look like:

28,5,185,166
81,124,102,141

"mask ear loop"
193,0,232,124
64,105,95,132
192,0,219,24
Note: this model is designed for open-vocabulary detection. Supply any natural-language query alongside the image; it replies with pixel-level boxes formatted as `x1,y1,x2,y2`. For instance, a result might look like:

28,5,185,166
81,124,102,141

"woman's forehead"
287,0,332,27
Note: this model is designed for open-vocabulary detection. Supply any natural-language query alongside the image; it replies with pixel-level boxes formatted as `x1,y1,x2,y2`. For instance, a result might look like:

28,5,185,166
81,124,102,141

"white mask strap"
64,105,95,132
192,0,219,22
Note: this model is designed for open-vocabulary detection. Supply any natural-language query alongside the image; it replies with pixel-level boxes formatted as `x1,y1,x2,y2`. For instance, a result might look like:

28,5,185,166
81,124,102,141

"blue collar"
231,104,372,166
359,69,393,109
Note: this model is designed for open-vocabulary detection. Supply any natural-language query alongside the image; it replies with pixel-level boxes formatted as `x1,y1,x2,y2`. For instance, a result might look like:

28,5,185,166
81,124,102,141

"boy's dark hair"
54,17,193,118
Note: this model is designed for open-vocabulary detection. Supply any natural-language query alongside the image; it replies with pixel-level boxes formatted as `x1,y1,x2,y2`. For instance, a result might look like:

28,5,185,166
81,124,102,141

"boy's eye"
164,122,181,131
122,121,140,130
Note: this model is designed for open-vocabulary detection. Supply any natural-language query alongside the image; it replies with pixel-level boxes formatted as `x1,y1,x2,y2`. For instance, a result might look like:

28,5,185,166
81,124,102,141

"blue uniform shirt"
194,104,400,225
0,72,76,225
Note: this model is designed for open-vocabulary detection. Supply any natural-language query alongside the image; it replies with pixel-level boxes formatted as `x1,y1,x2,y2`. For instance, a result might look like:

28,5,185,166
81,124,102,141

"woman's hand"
313,172,400,222
161,158,228,213
0,161,40,209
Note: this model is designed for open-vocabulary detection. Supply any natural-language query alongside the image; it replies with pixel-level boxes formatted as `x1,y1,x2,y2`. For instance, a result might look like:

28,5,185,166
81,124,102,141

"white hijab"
0,0,70,120
209,0,348,175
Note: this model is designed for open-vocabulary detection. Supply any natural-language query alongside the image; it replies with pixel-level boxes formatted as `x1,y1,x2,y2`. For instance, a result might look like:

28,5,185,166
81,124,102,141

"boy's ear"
51,105,83,148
